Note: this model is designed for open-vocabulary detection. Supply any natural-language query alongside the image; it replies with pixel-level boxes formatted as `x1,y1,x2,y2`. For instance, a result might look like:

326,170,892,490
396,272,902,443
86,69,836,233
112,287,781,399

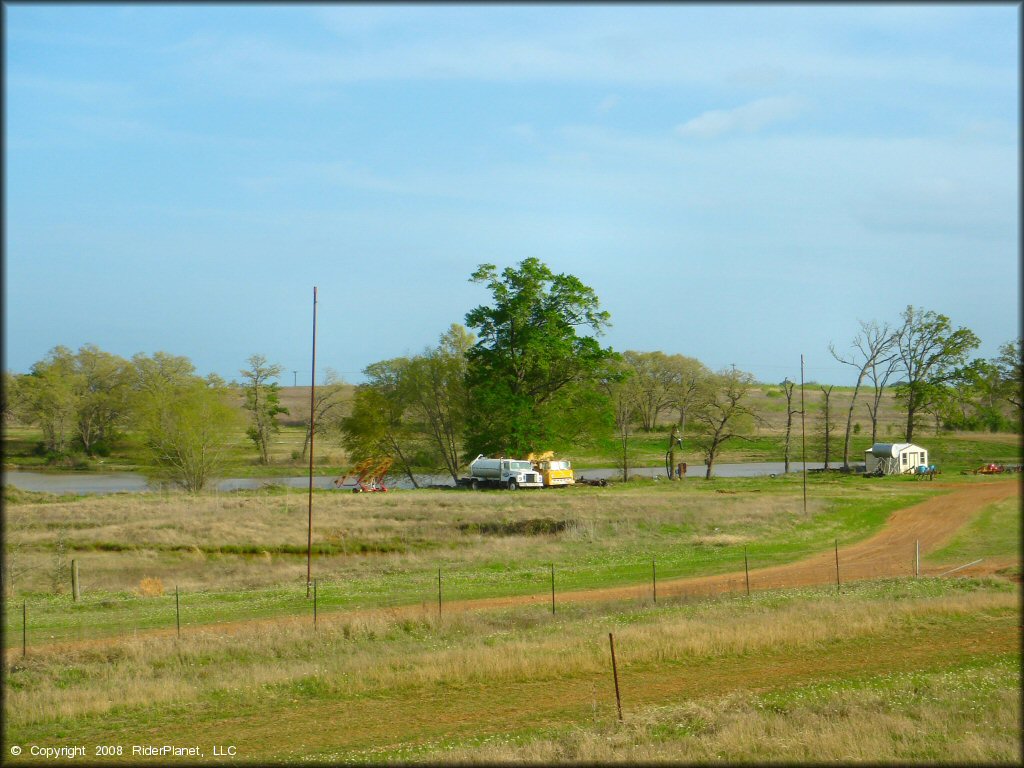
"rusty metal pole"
835,539,840,591
306,286,318,598
800,354,807,516
744,547,750,596
609,632,623,721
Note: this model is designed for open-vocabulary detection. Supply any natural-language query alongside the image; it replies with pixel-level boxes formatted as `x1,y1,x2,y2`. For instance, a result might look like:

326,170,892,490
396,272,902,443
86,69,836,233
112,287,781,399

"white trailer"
457,455,544,490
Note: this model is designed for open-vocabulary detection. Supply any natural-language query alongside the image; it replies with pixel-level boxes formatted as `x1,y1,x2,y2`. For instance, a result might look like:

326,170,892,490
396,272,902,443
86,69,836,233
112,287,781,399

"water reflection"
4,461,835,495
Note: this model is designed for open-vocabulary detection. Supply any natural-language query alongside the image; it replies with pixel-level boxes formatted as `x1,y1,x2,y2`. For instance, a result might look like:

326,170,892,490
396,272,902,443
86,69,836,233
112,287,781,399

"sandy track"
11,479,1019,656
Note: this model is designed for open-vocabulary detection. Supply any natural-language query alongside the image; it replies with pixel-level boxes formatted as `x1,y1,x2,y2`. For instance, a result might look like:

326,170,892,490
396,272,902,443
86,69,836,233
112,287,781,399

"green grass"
927,498,1022,564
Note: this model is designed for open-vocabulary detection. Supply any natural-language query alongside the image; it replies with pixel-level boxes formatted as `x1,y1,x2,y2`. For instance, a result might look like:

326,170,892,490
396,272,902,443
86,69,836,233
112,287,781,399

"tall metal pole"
800,354,807,516
306,287,318,598
744,547,750,596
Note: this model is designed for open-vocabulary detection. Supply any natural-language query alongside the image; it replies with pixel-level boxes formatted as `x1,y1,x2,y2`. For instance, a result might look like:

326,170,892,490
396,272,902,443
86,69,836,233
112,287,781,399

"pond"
3,461,834,495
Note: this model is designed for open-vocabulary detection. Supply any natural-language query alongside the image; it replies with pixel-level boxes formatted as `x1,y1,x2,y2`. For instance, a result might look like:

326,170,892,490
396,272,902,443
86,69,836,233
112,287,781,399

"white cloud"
674,96,805,139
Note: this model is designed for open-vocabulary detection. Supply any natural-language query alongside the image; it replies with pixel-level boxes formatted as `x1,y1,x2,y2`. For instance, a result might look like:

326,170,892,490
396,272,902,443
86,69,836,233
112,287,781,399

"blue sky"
4,4,1019,386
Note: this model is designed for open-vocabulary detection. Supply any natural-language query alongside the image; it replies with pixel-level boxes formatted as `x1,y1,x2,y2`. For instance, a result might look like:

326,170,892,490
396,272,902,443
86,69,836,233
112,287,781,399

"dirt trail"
11,479,1019,657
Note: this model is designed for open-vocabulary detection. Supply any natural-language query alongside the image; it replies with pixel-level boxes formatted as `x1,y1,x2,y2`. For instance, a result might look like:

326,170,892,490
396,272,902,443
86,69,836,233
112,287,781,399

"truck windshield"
510,461,533,471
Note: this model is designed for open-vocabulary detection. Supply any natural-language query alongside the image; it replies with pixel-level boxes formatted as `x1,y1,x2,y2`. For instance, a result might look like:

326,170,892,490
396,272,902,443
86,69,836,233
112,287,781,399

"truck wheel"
470,479,479,491
508,479,518,491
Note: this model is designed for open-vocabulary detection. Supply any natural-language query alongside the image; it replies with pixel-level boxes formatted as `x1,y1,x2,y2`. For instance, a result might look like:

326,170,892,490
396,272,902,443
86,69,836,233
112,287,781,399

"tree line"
4,260,1020,489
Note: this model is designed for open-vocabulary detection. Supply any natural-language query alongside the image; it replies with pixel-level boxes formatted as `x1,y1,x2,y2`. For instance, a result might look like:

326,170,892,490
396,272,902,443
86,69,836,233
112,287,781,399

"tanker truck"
457,455,544,490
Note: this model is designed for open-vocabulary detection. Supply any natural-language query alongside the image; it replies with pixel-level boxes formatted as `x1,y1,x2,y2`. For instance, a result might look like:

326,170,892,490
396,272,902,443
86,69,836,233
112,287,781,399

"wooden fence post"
609,632,623,721
22,601,27,658
915,540,920,578
652,558,657,604
72,559,80,602
550,564,555,615
313,578,318,630
437,568,442,620
175,586,180,638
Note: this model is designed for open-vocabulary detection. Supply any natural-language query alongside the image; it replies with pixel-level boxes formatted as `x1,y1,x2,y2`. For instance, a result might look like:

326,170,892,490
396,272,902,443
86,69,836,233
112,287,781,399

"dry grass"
5,581,1016,732
4,483,837,594
431,662,1020,763
135,577,165,597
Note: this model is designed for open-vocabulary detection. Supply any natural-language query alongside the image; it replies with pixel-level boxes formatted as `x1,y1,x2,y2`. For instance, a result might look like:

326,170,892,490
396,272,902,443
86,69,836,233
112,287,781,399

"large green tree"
137,375,240,492
239,354,288,464
14,346,80,455
463,258,615,457
893,306,980,443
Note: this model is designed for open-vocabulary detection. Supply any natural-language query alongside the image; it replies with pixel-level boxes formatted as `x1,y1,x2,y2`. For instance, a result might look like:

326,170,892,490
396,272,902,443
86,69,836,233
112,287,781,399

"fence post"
22,601,27,658
313,578,318,630
744,547,750,597
72,559,80,602
652,557,657,604
834,539,840,592
609,632,623,721
915,540,920,578
550,563,555,615
175,586,180,638
437,568,442,620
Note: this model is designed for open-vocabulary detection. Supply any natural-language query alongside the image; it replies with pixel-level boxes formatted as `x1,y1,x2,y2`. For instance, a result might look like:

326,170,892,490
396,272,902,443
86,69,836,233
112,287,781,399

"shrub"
136,577,165,597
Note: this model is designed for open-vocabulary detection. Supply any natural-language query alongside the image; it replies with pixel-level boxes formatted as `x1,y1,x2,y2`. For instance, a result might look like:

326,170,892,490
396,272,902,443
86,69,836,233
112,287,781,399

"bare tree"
599,358,638,482
818,385,837,469
406,325,474,483
693,367,757,479
299,368,349,463
780,379,799,473
829,320,897,468
666,355,711,460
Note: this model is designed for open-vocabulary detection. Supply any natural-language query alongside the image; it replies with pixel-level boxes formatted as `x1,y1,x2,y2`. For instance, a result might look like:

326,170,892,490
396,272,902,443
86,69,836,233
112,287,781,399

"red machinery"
334,457,394,492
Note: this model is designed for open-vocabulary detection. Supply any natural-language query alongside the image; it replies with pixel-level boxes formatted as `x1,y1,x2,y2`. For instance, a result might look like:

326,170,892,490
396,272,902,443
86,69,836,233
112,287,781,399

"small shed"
864,443,930,475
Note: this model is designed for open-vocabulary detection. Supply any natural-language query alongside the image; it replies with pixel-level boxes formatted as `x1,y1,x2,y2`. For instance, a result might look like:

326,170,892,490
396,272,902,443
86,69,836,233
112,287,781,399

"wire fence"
5,537,984,654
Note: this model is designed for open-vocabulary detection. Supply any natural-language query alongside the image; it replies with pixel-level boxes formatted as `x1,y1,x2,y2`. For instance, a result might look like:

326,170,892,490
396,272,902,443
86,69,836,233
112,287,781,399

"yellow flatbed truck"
529,452,575,487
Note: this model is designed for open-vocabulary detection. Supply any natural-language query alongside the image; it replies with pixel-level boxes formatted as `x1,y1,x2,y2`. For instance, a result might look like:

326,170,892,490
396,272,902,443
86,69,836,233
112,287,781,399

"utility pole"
800,354,807,516
306,287,318,598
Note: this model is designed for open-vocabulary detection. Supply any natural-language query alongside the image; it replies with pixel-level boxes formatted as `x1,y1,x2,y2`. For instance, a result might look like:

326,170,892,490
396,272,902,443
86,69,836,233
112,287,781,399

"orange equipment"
334,457,394,492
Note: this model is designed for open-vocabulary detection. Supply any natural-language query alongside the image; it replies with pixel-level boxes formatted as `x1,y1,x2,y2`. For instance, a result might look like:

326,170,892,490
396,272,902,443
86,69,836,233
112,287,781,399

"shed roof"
865,442,926,457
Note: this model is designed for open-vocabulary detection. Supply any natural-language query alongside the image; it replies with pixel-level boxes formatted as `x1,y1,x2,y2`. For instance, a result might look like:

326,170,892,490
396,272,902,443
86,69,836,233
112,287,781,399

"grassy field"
2,451,1020,762
4,579,1019,763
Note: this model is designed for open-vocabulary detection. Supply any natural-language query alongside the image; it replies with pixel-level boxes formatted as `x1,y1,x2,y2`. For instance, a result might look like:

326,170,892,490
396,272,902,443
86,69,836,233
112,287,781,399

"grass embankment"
4,578,1019,763
4,475,941,646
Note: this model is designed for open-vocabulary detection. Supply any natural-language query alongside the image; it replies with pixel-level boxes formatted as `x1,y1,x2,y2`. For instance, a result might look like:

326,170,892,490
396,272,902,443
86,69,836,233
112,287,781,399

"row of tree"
4,259,1020,489
2,347,348,491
